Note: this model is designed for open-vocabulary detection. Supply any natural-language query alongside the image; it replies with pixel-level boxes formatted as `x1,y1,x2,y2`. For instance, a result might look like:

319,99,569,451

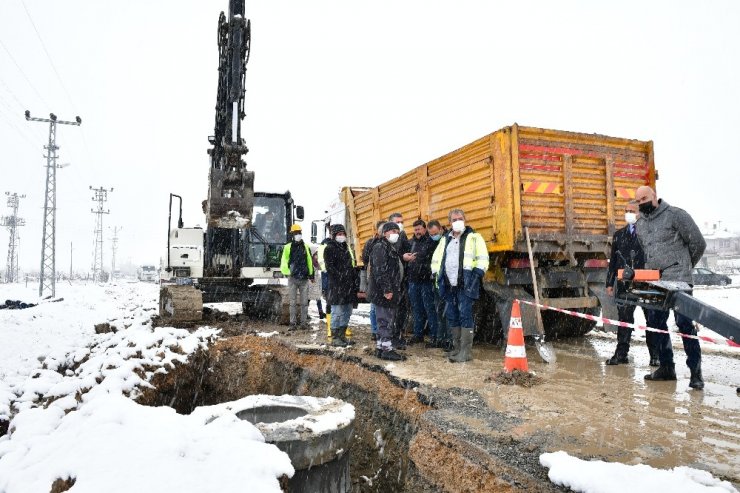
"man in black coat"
368,222,406,361
388,212,414,348
406,219,439,345
323,224,358,347
605,202,657,366
363,220,386,341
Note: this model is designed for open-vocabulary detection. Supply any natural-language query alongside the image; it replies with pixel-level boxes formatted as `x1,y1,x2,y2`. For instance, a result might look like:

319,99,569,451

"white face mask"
624,212,637,225
388,233,400,244
335,235,346,243
293,234,302,242
452,220,465,233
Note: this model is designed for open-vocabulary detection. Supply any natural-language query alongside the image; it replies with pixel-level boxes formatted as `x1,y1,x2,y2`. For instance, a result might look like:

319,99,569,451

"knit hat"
330,224,346,237
382,221,400,234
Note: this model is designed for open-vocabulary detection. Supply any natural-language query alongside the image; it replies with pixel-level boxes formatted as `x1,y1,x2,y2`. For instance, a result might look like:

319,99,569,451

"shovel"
525,227,557,363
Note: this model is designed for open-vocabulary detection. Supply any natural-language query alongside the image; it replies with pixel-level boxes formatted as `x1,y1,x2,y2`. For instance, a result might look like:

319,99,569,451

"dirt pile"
487,369,543,387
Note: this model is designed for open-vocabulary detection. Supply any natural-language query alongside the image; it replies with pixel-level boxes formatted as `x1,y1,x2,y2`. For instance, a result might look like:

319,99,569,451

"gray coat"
635,199,706,283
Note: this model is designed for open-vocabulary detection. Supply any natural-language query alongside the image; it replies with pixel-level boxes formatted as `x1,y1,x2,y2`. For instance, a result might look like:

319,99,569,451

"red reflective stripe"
525,181,540,193
544,182,558,193
519,163,562,172
520,152,563,162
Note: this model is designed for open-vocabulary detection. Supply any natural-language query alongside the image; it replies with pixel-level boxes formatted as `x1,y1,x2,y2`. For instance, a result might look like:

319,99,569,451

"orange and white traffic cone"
504,300,529,372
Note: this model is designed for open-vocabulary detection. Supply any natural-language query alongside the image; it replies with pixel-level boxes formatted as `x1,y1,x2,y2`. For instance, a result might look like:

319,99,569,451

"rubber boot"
644,363,677,381
445,327,461,357
331,328,348,347
344,327,355,345
340,327,355,346
689,364,704,390
647,345,659,367
606,327,630,365
325,313,332,342
449,328,473,363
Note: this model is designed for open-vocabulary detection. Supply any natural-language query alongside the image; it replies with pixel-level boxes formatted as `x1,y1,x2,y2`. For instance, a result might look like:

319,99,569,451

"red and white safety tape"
516,299,740,348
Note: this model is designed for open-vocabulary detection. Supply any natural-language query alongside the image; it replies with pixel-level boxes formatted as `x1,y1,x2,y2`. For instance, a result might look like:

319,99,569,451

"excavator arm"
206,0,254,228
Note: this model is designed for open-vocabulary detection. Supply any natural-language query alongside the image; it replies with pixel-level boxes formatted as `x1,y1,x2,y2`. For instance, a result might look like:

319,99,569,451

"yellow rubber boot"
345,326,352,341
326,313,332,341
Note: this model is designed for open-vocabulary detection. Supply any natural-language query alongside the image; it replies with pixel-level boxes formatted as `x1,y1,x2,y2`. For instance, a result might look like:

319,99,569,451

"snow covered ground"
541,451,738,493
0,281,293,493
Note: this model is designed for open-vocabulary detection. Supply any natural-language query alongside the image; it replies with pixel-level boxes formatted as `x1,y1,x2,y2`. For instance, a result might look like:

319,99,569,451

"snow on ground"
0,281,293,493
540,451,738,493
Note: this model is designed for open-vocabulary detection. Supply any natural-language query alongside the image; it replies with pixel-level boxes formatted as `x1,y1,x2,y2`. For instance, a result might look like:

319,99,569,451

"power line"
20,0,78,114
0,36,50,109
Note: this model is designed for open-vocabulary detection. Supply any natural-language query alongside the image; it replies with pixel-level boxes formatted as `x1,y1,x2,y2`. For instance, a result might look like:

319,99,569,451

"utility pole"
1,192,26,283
110,226,121,281
90,186,112,282
25,111,81,297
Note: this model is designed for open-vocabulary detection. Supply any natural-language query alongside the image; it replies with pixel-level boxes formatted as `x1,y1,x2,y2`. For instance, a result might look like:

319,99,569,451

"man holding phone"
406,219,439,345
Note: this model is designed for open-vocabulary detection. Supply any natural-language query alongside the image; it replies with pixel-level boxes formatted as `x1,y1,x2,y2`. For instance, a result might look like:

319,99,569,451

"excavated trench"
137,333,564,492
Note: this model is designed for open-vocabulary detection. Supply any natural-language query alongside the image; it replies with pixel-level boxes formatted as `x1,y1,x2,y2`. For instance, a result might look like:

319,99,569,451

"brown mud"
488,369,544,388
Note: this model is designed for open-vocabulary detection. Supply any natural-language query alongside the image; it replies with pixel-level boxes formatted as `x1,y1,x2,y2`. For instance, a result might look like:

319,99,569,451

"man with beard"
634,186,706,389
406,219,439,345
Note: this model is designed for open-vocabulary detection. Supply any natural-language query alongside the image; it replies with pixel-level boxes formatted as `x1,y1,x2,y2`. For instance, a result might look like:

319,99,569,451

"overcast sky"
1,0,739,274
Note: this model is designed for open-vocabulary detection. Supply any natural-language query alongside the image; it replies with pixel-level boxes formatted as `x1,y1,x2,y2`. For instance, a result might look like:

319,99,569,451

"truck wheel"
542,309,596,339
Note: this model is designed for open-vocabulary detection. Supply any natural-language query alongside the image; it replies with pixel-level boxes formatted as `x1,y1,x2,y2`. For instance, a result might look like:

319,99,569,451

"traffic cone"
504,300,529,372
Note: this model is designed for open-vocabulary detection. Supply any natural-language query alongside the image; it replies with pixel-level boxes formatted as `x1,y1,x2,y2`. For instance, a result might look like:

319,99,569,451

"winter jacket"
407,233,436,283
323,240,357,305
280,241,314,280
606,224,645,288
431,226,489,301
368,237,403,307
635,199,706,283
362,236,381,266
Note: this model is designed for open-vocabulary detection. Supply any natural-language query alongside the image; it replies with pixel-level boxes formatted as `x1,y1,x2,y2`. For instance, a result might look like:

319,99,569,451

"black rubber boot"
331,328,348,347
449,329,473,363
644,364,677,381
647,332,660,366
689,364,704,390
445,327,461,356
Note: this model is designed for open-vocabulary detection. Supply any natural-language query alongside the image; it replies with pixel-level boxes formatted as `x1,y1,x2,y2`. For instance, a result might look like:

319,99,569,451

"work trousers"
645,294,701,369
376,304,397,350
331,303,353,329
445,287,475,329
409,281,438,338
434,286,449,342
288,277,309,324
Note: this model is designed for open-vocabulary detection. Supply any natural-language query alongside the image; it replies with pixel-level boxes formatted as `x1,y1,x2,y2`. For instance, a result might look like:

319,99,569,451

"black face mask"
638,202,656,215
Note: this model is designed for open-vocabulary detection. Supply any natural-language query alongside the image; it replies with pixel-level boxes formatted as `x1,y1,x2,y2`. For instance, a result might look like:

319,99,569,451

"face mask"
388,233,399,244
452,220,465,233
335,235,346,243
624,213,637,225
293,234,302,242
430,234,441,241
638,202,656,215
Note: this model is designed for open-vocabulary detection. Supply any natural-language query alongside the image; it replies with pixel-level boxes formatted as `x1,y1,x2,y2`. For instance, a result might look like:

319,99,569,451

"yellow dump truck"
315,124,656,341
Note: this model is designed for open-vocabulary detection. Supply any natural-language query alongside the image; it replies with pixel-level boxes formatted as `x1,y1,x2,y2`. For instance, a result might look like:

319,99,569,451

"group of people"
280,185,708,390
279,208,489,362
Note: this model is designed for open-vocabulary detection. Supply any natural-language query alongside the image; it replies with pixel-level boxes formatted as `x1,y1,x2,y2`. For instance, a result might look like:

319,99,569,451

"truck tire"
541,308,597,339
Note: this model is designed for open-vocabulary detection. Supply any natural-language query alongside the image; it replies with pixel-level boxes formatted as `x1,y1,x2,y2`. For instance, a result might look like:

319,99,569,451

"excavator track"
241,284,291,325
159,285,204,322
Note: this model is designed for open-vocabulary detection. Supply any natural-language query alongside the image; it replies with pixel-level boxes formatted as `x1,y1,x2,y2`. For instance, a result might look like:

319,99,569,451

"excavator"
158,0,303,323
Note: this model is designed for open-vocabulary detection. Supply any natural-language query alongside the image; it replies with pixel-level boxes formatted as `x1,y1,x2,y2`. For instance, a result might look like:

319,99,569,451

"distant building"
698,223,740,271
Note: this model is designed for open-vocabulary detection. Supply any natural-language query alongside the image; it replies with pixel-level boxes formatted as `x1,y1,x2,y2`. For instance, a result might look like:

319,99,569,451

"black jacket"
362,236,380,266
606,224,645,288
407,233,436,282
323,240,357,305
368,237,402,307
